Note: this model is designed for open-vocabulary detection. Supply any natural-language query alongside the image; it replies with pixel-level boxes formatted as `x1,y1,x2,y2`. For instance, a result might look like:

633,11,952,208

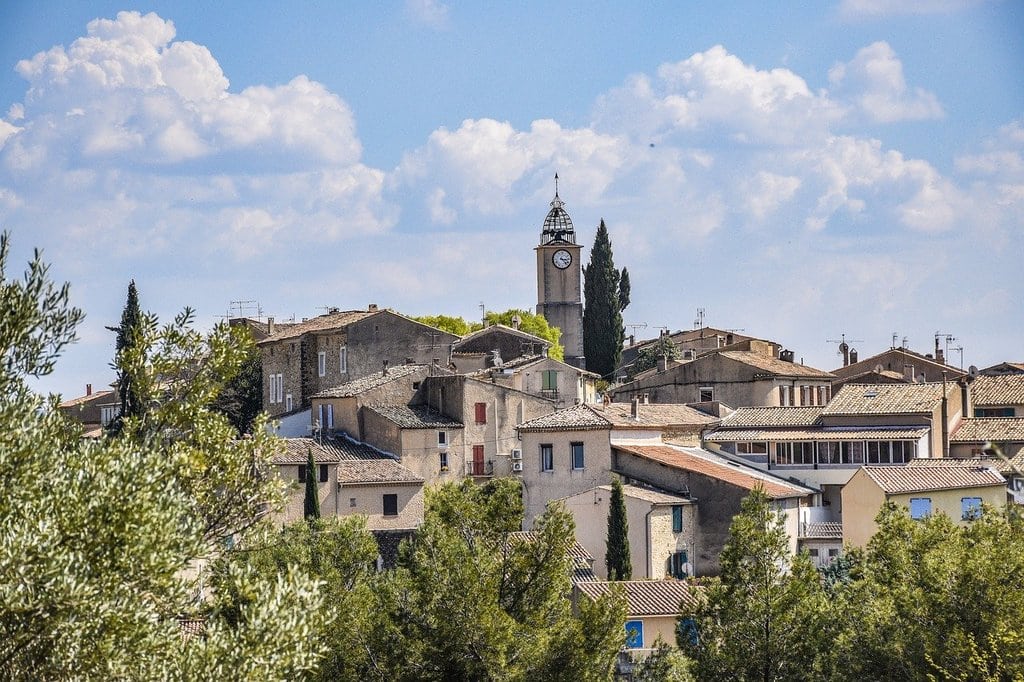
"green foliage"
210,336,263,435
680,488,833,681
303,447,321,520
479,309,564,361
618,267,630,312
374,478,626,680
109,279,146,435
211,517,380,681
411,314,471,337
606,477,632,580
0,237,321,680
630,333,681,377
632,637,694,681
583,220,625,379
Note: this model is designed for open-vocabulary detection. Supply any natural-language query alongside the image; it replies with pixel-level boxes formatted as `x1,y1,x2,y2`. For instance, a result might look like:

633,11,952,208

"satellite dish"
968,365,979,377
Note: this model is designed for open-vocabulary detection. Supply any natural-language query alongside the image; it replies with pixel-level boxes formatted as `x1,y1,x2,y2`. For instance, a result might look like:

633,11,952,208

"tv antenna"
934,331,956,362
694,307,706,329
626,322,648,336
226,299,261,320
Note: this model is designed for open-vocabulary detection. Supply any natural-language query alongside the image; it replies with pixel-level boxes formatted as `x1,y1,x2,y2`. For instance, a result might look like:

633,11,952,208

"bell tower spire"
535,173,585,369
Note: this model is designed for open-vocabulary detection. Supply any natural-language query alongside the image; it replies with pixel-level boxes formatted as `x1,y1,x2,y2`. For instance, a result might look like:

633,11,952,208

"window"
540,444,553,472
100,405,119,426
817,386,827,406
976,407,1014,417
339,346,348,374
474,402,487,424
737,442,768,455
808,548,820,558
828,548,840,558
779,385,791,406
285,394,293,412
542,370,558,393
668,550,688,578
471,445,485,476
773,442,814,466
316,464,327,482
383,494,398,517
624,620,644,649
318,351,326,377
297,464,306,482
672,505,683,533
439,451,449,471
349,497,357,507
699,386,714,402
961,497,982,520
317,403,334,431
909,497,932,520
273,373,283,404
571,442,585,470
438,431,447,446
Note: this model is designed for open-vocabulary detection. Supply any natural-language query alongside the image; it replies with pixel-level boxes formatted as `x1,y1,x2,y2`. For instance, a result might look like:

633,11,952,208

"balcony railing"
467,459,494,477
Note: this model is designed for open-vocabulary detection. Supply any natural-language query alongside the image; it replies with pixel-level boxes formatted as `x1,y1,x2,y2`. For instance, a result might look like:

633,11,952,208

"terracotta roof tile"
594,402,720,428
823,383,951,416
970,375,1024,407
951,417,1024,443
909,455,1024,477
575,580,699,616
338,459,423,485
719,406,824,428
802,521,843,539
861,464,1005,494
614,444,815,499
602,484,691,505
258,310,378,344
705,426,930,442
311,364,425,398
719,351,834,378
274,436,394,464
58,389,117,408
518,404,611,431
367,404,463,429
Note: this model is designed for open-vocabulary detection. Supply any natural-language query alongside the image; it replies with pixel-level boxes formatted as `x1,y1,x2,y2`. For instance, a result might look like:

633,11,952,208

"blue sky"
1,1,1022,397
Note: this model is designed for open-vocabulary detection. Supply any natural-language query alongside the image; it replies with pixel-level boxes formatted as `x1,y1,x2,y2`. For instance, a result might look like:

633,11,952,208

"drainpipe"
645,507,656,579
941,371,949,458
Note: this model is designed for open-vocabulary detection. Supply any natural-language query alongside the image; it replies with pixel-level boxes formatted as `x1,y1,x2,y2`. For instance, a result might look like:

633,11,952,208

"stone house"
842,464,1006,547
612,339,834,408
309,363,433,440
967,374,1024,418
58,384,119,437
573,580,699,652
618,326,767,378
516,400,720,526
830,345,965,385
361,404,464,486
258,306,458,418
473,354,600,408
561,483,695,580
448,324,551,372
611,443,817,576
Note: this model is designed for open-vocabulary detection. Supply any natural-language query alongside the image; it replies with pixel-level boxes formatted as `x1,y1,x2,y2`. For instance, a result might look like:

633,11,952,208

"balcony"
466,459,494,477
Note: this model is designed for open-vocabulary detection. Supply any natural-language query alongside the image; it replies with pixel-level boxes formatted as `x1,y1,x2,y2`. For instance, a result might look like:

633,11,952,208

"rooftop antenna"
826,333,863,367
479,302,486,328
626,323,648,336
934,331,956,363
554,172,559,198
228,299,259,319
952,346,964,371
694,307,706,329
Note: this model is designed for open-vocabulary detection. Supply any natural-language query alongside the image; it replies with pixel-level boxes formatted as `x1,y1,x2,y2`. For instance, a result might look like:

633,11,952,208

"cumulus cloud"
405,0,451,29
839,0,987,20
829,42,943,123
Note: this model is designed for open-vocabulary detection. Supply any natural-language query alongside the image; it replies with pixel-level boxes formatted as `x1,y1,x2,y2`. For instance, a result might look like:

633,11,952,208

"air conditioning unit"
511,461,524,472
510,448,522,461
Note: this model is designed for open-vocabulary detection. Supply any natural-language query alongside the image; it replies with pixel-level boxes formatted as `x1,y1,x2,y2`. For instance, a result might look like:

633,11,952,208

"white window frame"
318,351,326,377
438,431,447,446
540,444,554,472
285,393,293,412
339,346,348,374
699,386,714,402
571,442,585,470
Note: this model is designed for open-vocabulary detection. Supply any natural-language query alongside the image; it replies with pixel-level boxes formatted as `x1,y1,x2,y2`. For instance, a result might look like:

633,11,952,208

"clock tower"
536,175,585,369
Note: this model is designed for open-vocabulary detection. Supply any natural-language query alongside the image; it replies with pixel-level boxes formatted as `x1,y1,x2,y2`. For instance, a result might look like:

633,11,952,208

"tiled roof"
970,375,1024,407
518,404,612,431
719,406,824,428
861,464,1005,494
704,426,930,442
823,383,950,416
909,455,1024,477
951,418,1024,443
258,309,378,344
506,531,594,564
338,459,423,485
614,444,815,499
274,435,395,464
599,484,691,505
454,323,550,348
59,389,117,408
311,364,425,398
367,404,463,429
719,351,835,379
594,402,719,428
575,580,699,616
831,347,963,380
802,522,843,539
179,618,206,640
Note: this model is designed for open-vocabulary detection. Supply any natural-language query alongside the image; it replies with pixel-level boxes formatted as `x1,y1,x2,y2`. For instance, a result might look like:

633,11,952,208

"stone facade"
338,482,424,532
309,364,432,440
479,355,599,409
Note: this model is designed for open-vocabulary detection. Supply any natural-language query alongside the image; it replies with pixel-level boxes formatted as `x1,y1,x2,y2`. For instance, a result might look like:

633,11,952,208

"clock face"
552,249,573,269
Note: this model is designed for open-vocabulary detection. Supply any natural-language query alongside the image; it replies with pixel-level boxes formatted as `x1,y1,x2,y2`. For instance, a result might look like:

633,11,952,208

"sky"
1,0,1022,398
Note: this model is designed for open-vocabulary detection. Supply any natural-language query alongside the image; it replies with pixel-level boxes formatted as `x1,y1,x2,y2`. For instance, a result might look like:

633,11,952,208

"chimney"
936,348,944,364
267,317,275,335
382,359,389,376
631,397,640,419
629,334,635,346
903,364,915,383
657,354,668,373
849,348,859,364
368,303,378,312
840,342,850,367
642,393,650,404
86,383,92,396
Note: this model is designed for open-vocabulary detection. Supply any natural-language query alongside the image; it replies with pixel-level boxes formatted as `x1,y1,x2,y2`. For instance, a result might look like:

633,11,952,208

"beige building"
968,374,1024,418
573,580,699,651
473,354,600,409
612,339,834,409
309,363,432,440
831,345,965,385
449,324,552,372
58,384,119,437
561,484,695,580
361,404,464,485
841,464,1006,547
259,307,458,418
517,401,720,526
619,326,766,378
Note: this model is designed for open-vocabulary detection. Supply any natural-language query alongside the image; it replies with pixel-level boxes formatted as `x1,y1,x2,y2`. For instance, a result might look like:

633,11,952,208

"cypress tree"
618,267,631,312
606,477,631,580
109,280,146,435
304,447,321,520
583,221,625,379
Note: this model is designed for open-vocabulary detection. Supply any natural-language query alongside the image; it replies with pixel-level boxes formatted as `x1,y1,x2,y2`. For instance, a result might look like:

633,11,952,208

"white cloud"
829,42,943,123
742,172,802,221
405,0,451,29
839,0,988,19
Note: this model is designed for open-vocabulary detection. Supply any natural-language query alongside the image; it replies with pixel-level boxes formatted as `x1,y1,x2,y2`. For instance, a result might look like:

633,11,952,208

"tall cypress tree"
304,447,321,520
109,280,146,435
583,220,625,380
606,477,632,580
